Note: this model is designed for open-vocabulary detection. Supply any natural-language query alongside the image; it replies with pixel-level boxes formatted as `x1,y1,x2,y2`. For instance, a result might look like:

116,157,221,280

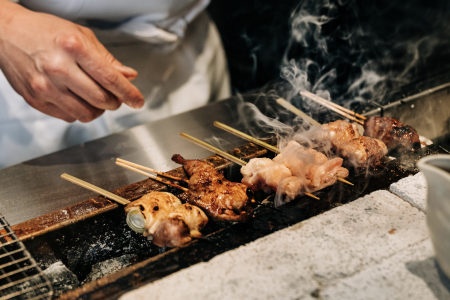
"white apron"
0,1,230,169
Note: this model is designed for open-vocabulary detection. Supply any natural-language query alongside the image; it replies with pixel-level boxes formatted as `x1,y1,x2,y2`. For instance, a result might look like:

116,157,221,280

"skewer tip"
305,192,320,200
337,177,354,186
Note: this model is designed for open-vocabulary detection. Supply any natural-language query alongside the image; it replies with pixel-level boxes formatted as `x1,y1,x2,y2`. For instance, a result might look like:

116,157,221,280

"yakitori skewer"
180,132,320,200
299,91,365,124
116,161,188,192
116,158,189,183
62,174,206,243
214,121,353,186
61,173,130,205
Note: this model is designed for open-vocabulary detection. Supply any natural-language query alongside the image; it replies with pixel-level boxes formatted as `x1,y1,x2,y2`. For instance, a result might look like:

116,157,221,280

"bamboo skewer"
116,158,188,183
61,173,130,205
214,121,354,187
180,132,320,200
214,122,278,154
180,133,247,166
336,177,354,185
299,91,365,125
116,161,188,192
300,91,366,120
213,121,280,154
276,98,322,127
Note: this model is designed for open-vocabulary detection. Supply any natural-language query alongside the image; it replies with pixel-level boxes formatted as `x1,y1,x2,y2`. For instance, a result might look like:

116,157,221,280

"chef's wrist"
0,0,27,37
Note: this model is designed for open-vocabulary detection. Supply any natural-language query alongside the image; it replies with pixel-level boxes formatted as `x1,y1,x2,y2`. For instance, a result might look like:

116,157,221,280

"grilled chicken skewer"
276,98,389,168
298,92,421,154
180,132,320,200
61,174,205,248
125,191,208,247
321,120,388,168
214,121,352,186
172,154,254,223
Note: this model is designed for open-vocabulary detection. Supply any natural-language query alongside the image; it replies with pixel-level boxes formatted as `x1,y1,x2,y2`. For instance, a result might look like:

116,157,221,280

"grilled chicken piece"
124,191,208,247
241,158,292,193
322,120,361,149
172,154,254,223
277,176,311,200
274,141,349,191
363,116,421,154
338,136,388,168
241,141,349,199
309,157,349,190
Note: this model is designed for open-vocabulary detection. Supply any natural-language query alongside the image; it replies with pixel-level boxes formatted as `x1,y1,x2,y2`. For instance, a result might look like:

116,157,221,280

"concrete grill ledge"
120,190,447,300
390,172,428,212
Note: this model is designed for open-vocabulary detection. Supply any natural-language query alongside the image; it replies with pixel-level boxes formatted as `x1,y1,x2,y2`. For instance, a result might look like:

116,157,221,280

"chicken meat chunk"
363,116,421,154
338,136,388,168
322,120,361,149
241,158,292,193
124,191,208,247
172,154,254,223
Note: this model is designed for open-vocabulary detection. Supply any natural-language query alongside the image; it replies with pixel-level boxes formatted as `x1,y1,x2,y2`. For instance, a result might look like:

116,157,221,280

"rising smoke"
280,0,450,114
210,0,450,205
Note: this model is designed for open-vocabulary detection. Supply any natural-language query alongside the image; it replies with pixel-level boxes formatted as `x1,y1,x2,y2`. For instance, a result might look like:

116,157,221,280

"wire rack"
0,214,53,300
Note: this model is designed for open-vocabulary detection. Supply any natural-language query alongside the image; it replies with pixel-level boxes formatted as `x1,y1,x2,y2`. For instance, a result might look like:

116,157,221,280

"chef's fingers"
112,63,139,81
26,91,103,123
79,27,139,81
68,30,144,108
78,53,144,109
60,66,122,111
31,88,105,123
54,90,105,123
28,101,77,123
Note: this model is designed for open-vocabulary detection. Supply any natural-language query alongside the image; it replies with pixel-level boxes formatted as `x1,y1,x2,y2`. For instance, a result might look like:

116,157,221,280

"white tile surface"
321,238,450,300
120,190,428,300
390,172,428,212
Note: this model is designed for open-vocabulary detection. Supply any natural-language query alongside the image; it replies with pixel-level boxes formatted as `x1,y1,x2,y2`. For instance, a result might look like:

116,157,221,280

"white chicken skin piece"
277,176,311,200
241,158,292,193
321,120,361,149
241,141,349,200
124,191,208,248
274,141,349,191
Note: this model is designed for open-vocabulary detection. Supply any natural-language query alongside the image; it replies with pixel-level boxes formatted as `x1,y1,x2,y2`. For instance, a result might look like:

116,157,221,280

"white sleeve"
20,0,210,45
116,0,210,45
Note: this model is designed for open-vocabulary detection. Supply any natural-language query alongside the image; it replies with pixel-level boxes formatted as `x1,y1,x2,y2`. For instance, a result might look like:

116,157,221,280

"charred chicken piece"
337,136,388,168
172,154,254,223
363,116,421,154
124,191,208,247
322,120,361,149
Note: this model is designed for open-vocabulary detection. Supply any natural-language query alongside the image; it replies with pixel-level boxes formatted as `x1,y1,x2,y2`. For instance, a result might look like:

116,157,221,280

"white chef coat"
0,1,230,169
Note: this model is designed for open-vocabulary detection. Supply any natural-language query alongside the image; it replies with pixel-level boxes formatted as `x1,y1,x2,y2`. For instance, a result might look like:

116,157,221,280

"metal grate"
0,214,52,300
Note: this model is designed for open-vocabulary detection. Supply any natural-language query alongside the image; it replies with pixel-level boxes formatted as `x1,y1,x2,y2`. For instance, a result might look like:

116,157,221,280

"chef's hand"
0,0,144,123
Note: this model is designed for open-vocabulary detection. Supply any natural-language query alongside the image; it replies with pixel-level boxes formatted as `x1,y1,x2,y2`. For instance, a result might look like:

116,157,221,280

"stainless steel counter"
0,99,255,226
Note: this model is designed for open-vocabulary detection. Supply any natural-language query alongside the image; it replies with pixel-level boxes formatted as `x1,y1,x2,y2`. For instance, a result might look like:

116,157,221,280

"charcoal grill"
0,214,52,300
6,138,448,299
1,78,450,299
